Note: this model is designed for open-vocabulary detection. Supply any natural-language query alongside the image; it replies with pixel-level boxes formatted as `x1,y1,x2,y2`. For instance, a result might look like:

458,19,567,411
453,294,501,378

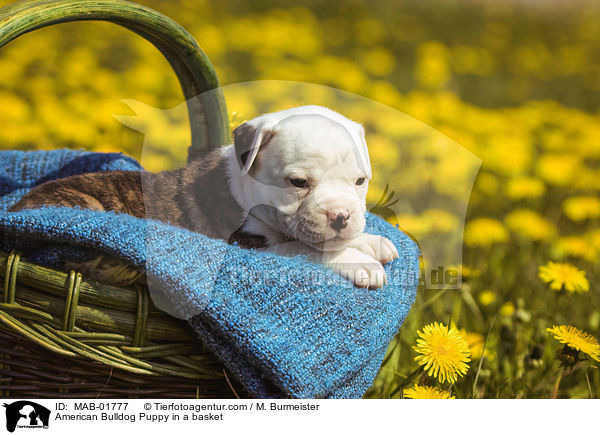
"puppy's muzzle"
327,208,351,231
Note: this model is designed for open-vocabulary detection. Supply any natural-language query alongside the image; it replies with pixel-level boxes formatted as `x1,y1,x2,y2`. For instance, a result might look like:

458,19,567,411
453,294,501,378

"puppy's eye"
290,178,308,188
355,177,366,186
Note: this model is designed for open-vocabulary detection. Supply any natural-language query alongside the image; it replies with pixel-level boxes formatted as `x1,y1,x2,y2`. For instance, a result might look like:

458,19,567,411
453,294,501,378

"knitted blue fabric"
0,149,143,211
0,150,419,398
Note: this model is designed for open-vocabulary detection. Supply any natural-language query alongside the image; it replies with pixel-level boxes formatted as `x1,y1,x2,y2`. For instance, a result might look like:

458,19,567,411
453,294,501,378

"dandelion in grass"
448,264,480,279
404,385,455,399
538,261,589,293
422,209,460,233
505,209,556,241
500,302,515,317
547,325,600,362
563,196,600,222
505,177,545,200
460,330,495,361
478,290,496,306
552,236,595,263
537,153,580,186
476,173,499,195
464,218,508,247
413,322,470,383
228,111,247,131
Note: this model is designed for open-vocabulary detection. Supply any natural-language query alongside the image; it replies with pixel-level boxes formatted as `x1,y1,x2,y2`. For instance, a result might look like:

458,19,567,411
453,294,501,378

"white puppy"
226,105,399,288
12,105,398,289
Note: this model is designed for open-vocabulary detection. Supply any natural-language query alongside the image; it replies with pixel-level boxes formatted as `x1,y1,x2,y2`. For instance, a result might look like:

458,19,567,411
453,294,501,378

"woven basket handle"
0,0,229,160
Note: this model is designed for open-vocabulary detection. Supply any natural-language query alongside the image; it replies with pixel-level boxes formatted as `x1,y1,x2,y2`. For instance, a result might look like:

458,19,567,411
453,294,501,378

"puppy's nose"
328,209,350,231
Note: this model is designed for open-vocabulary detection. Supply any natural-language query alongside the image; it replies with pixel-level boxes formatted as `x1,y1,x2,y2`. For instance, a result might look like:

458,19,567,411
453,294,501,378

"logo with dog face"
3,401,50,432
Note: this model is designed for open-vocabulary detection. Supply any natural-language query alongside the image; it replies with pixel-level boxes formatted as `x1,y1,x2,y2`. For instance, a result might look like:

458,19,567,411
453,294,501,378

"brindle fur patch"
9,149,249,286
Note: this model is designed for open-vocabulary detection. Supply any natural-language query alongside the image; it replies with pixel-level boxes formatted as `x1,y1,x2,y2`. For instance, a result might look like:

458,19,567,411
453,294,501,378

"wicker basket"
0,0,242,398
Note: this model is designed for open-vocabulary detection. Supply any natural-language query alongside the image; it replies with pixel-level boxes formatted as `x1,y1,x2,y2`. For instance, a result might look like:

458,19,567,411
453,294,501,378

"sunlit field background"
1,0,599,398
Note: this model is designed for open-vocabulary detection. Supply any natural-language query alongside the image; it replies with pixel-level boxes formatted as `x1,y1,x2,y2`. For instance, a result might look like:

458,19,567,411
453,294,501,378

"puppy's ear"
355,124,372,180
233,121,275,174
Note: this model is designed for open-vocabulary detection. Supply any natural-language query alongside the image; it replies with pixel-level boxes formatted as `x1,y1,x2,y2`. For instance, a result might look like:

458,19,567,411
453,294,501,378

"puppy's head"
231,106,371,251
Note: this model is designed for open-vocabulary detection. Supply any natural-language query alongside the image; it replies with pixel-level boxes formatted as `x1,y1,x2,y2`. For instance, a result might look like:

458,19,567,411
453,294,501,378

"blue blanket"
0,149,419,398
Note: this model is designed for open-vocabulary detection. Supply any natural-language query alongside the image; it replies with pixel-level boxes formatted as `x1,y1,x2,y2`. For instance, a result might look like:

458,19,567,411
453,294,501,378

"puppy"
10,105,398,288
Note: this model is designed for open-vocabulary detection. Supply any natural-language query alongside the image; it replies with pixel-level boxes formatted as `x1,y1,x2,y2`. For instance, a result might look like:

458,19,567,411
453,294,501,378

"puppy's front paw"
347,233,399,264
326,247,387,288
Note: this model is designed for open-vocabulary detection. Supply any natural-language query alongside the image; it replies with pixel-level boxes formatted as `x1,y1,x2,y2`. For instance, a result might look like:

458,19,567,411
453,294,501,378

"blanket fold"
0,150,419,398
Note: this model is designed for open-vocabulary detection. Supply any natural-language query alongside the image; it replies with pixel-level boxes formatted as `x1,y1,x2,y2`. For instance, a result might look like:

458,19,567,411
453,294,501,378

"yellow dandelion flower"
447,264,480,280
460,264,480,278
422,209,460,234
505,177,546,200
483,135,532,175
505,209,556,241
459,330,495,361
228,111,247,131
369,80,403,108
563,196,600,222
0,92,30,123
500,302,515,317
414,41,450,89
536,154,580,186
464,218,508,247
366,135,400,169
413,322,471,384
552,236,596,262
476,173,499,195
360,47,396,77
452,45,493,75
391,213,431,236
547,325,600,362
404,385,455,399
479,290,496,306
538,261,589,293
465,332,483,357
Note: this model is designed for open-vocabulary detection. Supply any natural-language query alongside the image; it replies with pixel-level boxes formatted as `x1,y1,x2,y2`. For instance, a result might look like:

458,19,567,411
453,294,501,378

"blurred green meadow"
1,0,599,398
